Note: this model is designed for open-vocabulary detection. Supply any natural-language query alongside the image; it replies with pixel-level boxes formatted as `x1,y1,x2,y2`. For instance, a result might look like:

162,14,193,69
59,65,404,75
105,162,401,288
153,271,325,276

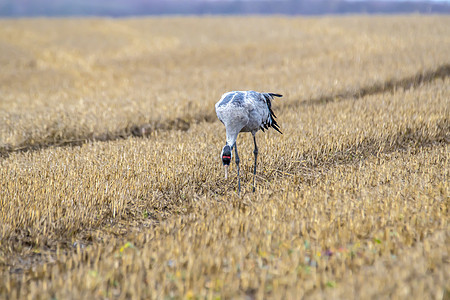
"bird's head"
221,145,232,179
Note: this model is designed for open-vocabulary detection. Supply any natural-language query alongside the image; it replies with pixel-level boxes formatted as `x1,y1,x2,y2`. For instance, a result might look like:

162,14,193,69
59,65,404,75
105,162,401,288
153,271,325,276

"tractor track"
1,64,449,159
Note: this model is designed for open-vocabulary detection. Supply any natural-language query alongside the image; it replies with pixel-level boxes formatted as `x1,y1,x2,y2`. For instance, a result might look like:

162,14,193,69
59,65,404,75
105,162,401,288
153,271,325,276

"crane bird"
215,90,283,193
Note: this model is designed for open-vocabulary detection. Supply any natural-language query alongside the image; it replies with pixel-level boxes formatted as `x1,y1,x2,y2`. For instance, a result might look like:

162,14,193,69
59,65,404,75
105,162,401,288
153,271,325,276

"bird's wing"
215,92,233,110
216,91,247,109
215,91,249,130
260,93,283,134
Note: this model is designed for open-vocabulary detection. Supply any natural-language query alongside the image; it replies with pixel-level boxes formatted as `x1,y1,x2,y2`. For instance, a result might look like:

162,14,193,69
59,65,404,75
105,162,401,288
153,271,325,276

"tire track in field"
296,63,450,107
1,63,449,158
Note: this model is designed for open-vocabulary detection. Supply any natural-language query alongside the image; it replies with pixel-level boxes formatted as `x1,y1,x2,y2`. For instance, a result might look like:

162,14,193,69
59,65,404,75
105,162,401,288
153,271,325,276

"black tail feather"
271,124,283,134
272,119,280,129
269,107,277,119
269,97,281,133
262,92,283,134
268,93,283,98
270,115,282,134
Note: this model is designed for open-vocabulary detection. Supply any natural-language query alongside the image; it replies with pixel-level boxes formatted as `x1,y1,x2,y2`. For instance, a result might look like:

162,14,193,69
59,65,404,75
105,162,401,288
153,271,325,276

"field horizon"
0,15,449,299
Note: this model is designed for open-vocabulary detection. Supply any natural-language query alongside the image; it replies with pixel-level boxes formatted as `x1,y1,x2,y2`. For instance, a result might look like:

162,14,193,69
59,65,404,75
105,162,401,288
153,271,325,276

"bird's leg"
252,135,258,192
234,143,241,194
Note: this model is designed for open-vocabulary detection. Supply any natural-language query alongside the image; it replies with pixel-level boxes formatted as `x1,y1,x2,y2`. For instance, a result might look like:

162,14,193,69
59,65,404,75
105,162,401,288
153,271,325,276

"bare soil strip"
299,63,450,106
1,64,448,158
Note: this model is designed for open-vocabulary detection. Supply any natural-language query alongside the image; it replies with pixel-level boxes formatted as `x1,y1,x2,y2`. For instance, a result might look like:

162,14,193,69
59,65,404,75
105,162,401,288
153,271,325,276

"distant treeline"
1,0,449,17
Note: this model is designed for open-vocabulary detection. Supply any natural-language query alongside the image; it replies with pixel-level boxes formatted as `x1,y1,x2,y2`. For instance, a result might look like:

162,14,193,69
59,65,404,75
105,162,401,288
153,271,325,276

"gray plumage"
215,90,283,193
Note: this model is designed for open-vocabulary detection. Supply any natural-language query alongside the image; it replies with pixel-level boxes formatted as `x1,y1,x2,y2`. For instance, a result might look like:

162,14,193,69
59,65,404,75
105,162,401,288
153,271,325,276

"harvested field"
0,16,449,299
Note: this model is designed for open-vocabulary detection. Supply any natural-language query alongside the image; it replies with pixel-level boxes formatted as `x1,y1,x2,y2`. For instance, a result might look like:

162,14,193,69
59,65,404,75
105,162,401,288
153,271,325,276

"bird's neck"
225,123,243,149
226,133,238,149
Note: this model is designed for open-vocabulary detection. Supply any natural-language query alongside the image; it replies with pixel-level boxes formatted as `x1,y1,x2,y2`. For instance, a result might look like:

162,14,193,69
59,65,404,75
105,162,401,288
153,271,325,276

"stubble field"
0,16,449,299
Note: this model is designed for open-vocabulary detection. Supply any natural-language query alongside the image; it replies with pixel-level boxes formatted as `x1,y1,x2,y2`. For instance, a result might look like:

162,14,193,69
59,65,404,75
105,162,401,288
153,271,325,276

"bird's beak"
224,165,229,179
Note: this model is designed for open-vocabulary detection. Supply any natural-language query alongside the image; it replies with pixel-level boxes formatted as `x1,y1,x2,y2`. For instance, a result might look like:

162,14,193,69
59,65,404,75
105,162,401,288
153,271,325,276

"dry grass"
0,16,449,299
1,16,449,150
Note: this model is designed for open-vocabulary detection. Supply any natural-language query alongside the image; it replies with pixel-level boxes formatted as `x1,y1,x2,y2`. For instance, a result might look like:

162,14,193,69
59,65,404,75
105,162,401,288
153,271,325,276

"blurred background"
0,0,449,17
